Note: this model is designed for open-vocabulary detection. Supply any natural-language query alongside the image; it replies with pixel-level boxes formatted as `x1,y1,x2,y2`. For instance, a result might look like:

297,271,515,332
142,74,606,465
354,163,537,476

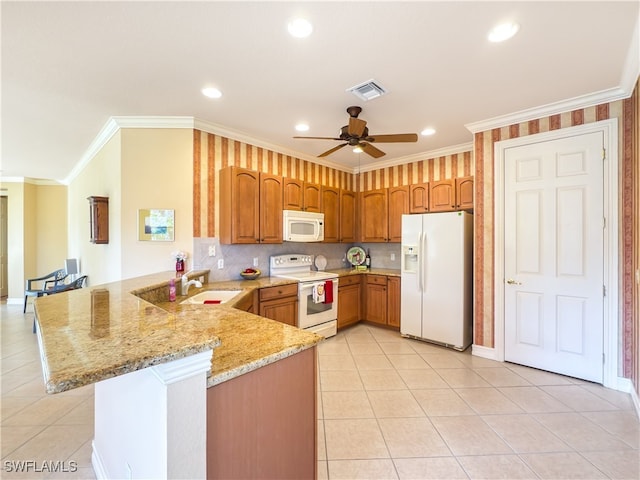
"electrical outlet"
253,257,259,267
208,245,216,257
217,259,224,269
390,253,395,261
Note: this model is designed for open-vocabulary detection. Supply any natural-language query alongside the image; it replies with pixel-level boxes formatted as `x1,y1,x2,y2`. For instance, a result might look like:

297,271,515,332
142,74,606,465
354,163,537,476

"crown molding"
355,142,474,174
1,176,64,186
465,87,631,134
193,118,352,174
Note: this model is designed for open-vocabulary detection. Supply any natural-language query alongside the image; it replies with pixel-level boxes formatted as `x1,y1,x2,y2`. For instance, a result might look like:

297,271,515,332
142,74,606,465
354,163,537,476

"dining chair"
23,268,68,313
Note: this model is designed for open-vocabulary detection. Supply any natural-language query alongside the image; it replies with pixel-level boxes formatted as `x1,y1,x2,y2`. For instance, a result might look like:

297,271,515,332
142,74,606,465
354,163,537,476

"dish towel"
323,280,333,304
312,282,325,303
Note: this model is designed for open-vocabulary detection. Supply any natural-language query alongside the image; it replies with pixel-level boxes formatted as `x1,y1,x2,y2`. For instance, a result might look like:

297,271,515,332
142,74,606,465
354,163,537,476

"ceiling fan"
293,106,418,158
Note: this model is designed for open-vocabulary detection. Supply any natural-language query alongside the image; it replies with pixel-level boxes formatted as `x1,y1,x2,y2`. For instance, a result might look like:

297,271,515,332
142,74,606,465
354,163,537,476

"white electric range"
269,254,339,338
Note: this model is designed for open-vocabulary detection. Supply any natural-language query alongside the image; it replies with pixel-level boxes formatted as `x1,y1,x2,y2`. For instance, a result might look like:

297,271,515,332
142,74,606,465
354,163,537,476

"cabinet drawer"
339,275,361,287
366,275,387,285
259,283,298,301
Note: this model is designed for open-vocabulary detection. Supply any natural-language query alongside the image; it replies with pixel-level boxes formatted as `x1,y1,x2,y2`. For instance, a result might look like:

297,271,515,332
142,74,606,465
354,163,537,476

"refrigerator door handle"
422,231,428,293
417,232,424,292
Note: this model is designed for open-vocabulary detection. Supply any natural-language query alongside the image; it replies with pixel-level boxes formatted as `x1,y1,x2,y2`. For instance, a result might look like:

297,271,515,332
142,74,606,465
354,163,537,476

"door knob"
506,279,522,285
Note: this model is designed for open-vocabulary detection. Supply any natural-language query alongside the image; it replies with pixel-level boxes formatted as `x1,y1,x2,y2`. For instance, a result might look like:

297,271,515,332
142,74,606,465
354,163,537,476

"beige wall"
1,180,68,300
68,131,123,286
67,128,194,285
120,128,193,277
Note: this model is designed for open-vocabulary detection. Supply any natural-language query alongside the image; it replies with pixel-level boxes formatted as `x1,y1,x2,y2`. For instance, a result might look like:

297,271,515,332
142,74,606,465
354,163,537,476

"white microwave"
283,210,324,242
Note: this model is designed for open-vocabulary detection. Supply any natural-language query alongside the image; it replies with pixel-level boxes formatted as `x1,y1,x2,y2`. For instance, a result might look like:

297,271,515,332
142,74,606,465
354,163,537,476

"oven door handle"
299,282,326,291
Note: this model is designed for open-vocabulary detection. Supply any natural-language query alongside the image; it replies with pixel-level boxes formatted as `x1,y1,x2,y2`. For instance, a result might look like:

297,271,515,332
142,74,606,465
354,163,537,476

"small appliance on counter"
270,254,338,338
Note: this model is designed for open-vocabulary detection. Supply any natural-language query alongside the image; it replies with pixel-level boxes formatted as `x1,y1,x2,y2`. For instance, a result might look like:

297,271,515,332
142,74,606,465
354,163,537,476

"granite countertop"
34,271,322,394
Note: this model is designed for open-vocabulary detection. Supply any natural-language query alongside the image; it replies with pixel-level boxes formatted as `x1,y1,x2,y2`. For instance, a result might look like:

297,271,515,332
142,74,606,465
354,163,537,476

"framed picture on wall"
138,209,175,241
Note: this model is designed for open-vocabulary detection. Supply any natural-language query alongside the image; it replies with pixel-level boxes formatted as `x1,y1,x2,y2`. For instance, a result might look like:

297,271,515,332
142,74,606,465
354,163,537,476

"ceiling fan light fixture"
347,79,388,101
353,146,363,153
295,123,309,132
421,128,436,136
288,18,313,38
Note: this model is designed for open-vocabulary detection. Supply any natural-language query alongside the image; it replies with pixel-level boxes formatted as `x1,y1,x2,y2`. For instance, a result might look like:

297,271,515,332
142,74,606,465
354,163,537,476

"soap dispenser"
169,278,177,302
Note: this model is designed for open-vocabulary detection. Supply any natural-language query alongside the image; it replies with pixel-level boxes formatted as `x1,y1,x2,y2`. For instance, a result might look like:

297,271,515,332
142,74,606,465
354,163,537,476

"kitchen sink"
180,290,242,305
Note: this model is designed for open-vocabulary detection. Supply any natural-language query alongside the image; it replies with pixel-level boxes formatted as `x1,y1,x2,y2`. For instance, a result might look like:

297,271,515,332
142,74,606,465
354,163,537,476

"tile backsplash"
193,238,401,282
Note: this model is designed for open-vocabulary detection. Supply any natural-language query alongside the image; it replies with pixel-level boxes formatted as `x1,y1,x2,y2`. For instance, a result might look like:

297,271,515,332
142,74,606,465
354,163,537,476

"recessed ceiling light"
488,22,519,42
421,128,436,136
288,18,313,38
202,87,222,99
295,123,309,132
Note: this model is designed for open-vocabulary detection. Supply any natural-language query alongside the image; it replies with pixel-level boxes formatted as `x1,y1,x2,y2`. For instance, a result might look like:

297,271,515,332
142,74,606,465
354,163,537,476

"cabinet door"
259,173,283,243
429,179,455,212
339,189,357,243
338,283,361,329
303,183,322,212
387,276,401,329
409,183,429,213
365,275,387,325
322,186,340,243
220,167,260,244
388,186,409,243
455,176,474,211
260,298,298,326
283,178,303,211
360,189,389,242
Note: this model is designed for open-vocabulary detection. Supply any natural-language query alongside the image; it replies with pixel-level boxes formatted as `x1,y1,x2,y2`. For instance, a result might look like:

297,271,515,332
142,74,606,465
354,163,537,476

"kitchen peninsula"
34,270,322,480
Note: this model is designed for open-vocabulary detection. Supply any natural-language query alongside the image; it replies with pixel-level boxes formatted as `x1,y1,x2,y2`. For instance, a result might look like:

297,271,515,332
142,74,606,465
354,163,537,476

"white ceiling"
2,1,638,182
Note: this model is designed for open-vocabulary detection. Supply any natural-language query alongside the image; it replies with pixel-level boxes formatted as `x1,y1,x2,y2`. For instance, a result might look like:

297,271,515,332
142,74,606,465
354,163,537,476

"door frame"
493,118,619,389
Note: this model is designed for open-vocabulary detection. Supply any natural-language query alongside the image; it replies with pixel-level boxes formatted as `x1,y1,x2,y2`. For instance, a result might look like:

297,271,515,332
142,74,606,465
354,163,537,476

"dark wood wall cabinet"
88,196,109,244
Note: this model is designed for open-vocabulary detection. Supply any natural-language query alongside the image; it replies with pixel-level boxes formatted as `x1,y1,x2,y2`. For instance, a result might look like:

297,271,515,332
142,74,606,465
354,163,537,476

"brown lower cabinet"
207,347,317,479
258,284,298,326
337,273,401,330
337,275,361,329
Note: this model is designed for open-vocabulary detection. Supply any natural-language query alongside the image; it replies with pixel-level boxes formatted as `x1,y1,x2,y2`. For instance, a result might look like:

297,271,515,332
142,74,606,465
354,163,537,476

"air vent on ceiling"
346,79,388,101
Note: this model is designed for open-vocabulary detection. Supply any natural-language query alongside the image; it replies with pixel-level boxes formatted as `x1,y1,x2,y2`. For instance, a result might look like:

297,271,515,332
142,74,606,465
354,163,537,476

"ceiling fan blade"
293,136,342,140
318,143,348,157
348,117,367,137
367,133,418,143
360,142,385,158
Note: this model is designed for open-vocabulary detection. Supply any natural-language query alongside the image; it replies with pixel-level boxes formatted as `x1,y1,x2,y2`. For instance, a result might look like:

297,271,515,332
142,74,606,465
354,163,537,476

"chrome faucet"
181,274,203,296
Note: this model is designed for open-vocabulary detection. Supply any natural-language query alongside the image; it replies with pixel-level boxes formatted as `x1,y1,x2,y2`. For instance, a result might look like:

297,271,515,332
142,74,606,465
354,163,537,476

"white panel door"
504,131,604,382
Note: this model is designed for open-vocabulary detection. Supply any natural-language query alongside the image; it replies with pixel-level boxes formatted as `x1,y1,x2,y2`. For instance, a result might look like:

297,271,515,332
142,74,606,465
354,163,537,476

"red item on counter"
323,280,333,304
204,300,221,304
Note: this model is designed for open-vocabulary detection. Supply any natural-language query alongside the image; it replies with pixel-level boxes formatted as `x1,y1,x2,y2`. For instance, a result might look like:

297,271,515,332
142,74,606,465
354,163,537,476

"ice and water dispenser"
402,245,419,273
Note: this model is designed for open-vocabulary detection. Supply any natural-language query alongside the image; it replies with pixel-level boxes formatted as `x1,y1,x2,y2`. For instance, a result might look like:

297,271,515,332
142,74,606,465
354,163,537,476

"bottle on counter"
169,278,176,302
365,249,371,269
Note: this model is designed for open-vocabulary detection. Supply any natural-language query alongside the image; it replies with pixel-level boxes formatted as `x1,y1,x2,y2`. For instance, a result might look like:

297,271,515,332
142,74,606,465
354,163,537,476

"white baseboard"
471,344,500,361
91,441,106,480
618,378,640,419
6,297,23,305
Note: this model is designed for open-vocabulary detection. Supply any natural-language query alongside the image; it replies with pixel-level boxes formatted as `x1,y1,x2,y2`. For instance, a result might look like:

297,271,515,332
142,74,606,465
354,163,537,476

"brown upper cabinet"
220,166,283,244
322,186,357,244
339,189,357,243
283,178,304,210
360,188,389,242
303,182,322,212
321,186,340,243
429,176,474,212
429,179,455,212
455,176,474,211
388,186,409,243
409,183,429,213
360,187,408,243
282,179,321,212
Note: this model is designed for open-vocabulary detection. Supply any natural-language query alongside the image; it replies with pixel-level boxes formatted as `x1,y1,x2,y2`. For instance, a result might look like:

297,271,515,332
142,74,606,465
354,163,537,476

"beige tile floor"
2,303,639,479
316,324,639,480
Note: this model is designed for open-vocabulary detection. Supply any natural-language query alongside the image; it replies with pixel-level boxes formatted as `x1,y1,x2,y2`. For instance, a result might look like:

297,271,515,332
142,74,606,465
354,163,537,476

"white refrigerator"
400,211,473,351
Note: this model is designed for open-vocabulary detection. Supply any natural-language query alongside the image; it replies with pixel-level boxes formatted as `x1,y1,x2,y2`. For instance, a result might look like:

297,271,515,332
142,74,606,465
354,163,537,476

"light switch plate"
217,259,224,269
